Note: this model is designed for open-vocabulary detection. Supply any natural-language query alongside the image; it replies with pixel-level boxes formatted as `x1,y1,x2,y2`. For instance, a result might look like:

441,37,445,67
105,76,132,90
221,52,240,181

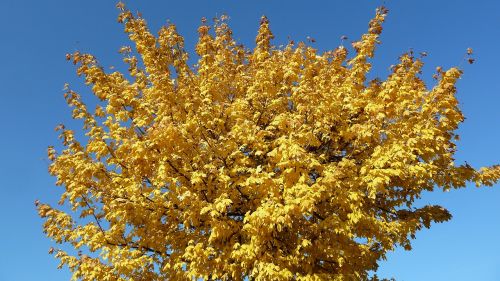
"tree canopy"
38,4,500,280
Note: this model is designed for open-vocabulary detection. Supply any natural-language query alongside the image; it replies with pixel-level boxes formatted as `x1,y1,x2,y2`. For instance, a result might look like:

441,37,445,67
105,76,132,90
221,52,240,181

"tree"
38,4,500,280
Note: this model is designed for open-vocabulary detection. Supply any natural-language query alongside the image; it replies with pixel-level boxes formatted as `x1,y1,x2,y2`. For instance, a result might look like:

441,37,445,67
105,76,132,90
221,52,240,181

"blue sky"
0,0,499,280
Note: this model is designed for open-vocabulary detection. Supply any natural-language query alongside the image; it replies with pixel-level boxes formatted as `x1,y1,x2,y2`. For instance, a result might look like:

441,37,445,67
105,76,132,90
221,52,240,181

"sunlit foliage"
38,4,500,280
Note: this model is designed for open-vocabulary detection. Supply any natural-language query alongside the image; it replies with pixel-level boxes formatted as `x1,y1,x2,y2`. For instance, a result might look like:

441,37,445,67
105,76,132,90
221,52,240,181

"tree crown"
39,4,500,280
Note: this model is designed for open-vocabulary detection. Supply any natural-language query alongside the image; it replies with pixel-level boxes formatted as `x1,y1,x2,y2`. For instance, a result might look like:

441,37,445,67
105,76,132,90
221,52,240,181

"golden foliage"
39,4,499,280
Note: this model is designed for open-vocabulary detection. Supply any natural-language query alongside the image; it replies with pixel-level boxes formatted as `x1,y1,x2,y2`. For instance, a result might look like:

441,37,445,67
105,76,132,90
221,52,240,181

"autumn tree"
38,4,500,280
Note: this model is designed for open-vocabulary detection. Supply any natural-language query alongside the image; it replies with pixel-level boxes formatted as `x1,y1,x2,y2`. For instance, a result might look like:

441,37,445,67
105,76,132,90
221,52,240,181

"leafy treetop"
38,3,499,281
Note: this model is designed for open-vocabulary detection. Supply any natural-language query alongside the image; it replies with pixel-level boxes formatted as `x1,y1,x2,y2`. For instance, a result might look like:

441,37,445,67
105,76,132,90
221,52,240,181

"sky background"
0,0,499,280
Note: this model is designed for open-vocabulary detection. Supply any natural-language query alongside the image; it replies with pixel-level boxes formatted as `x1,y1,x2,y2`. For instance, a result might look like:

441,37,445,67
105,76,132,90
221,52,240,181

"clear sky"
0,0,499,280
